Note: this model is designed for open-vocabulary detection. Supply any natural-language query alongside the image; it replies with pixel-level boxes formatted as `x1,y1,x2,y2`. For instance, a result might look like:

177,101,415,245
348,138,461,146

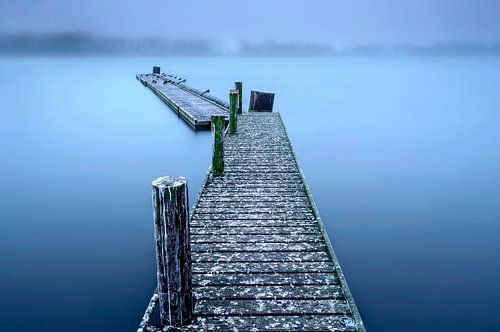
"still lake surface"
0,56,499,331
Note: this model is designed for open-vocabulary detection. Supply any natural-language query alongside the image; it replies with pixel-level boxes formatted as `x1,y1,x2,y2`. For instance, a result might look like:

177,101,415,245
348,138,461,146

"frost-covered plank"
194,299,350,316
194,285,344,300
193,207,313,215
191,234,322,243
190,219,317,228
216,174,302,181
188,315,357,331
198,196,310,204
193,272,339,286
190,226,320,235
192,261,334,274
192,242,325,252
201,189,308,196
195,204,312,211
192,212,315,220
192,251,329,263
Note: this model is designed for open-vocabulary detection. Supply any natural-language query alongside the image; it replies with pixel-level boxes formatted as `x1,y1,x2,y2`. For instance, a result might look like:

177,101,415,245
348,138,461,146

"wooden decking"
139,112,365,331
137,73,229,129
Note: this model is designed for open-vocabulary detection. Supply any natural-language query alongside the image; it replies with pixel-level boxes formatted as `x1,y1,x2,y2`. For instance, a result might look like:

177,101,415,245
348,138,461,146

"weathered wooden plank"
194,285,344,300
192,251,329,263
194,207,313,215
191,242,325,252
190,219,317,228
206,180,307,187
201,189,308,195
192,262,335,274
196,203,312,211
192,212,315,220
190,226,320,235
194,299,350,316
191,234,322,243
198,196,310,204
193,272,340,286
188,315,357,331
217,174,303,181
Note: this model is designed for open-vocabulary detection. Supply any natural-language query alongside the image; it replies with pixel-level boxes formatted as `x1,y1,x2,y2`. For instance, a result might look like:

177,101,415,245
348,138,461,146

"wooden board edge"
276,112,366,332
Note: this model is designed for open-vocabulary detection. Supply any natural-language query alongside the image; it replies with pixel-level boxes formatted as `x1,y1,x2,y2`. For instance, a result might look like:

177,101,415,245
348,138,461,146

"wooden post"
211,116,225,176
229,90,238,135
153,66,161,74
234,82,243,114
152,176,193,327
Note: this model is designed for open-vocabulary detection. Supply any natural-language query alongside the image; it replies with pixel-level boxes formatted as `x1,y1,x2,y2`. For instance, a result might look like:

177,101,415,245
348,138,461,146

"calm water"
1,56,499,331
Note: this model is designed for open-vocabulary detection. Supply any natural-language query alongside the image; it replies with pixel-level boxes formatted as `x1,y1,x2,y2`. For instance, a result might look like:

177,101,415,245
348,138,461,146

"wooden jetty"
136,71,229,130
137,73,364,331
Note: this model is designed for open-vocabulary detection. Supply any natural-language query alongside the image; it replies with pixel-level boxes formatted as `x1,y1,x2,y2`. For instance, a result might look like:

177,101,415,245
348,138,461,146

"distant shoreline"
1,32,499,57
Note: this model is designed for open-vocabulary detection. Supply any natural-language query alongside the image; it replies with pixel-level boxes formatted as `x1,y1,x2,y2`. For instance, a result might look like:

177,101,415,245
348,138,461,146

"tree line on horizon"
1,32,499,56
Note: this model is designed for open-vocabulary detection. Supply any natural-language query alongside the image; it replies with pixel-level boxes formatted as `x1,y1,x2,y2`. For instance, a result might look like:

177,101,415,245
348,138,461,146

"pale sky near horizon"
1,0,499,45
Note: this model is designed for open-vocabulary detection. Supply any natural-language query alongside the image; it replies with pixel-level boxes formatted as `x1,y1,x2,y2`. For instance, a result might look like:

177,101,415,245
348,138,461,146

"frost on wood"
136,73,229,129
139,113,364,331
152,176,193,326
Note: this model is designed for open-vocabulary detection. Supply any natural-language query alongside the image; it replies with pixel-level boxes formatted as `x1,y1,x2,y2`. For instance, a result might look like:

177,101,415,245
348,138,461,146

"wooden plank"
190,219,317,228
191,234,322,243
192,251,329,263
194,285,344,300
194,299,350,316
193,207,313,215
198,196,310,204
192,262,334,274
192,242,325,252
190,226,320,235
193,272,340,286
188,315,357,331
191,212,315,220
195,204,312,211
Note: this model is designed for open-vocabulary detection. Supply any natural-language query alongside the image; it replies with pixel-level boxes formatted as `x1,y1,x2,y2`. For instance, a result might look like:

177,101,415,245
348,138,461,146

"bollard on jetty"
151,176,193,326
211,115,225,176
228,90,238,135
235,82,243,114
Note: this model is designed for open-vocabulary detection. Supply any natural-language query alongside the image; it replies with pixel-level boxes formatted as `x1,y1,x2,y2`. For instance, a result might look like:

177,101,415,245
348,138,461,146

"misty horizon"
1,31,500,57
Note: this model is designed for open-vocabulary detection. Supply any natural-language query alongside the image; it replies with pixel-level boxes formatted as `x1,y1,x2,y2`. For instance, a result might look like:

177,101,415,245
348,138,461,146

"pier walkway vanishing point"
136,69,365,331
136,73,229,130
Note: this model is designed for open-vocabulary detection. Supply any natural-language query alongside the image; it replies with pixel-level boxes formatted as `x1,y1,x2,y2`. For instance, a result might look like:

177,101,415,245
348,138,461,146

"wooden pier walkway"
137,73,229,129
139,111,364,330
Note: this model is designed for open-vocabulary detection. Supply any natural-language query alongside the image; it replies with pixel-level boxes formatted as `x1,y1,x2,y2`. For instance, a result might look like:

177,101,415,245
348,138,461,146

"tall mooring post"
211,115,225,176
229,90,238,135
151,176,193,327
234,82,243,114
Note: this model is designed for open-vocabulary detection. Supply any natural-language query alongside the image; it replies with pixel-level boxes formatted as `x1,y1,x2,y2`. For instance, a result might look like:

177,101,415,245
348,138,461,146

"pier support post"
152,176,193,327
153,66,161,74
229,90,238,135
211,116,225,176
235,82,243,114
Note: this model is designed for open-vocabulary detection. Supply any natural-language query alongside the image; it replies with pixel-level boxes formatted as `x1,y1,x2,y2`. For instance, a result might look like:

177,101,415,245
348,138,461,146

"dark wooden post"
211,116,225,176
228,90,238,135
152,176,193,327
153,66,161,74
234,82,243,114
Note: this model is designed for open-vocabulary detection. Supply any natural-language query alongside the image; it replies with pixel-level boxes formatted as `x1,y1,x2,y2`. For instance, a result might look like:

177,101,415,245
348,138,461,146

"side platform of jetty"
136,72,229,130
